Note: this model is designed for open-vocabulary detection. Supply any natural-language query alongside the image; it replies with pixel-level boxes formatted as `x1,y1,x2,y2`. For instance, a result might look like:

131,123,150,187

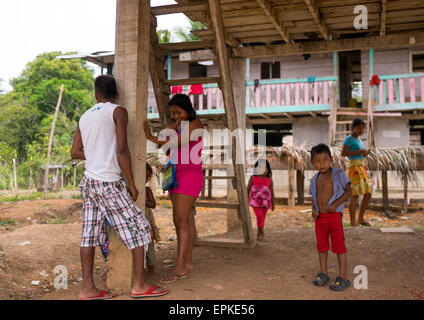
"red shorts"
315,212,346,254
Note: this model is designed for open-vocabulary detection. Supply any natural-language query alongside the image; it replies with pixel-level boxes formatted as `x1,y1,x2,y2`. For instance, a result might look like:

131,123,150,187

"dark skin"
311,152,352,280
144,105,203,282
145,168,156,274
247,164,275,241
341,123,372,227
71,91,167,299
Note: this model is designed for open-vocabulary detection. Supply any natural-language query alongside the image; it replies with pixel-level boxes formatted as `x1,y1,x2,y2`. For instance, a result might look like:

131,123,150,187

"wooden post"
107,0,150,292
403,171,408,214
13,159,17,190
60,167,64,190
296,169,305,205
208,169,213,199
73,164,77,188
201,169,206,198
382,170,389,212
288,156,295,208
226,56,246,233
44,84,65,199
149,16,171,128
208,0,254,244
29,163,33,190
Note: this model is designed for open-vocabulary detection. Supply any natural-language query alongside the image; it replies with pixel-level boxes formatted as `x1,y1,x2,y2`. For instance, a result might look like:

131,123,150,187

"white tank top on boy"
79,102,121,182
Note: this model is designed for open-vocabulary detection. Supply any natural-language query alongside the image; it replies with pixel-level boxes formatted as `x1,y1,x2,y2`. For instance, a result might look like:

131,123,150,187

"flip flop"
160,271,188,284
130,285,169,299
79,290,117,300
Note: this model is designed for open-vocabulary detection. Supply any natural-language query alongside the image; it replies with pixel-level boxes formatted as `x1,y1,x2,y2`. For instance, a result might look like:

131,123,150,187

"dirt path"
1,199,424,300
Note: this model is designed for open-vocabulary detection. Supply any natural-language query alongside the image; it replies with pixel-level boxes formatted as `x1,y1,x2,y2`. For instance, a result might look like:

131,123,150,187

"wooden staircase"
150,0,255,247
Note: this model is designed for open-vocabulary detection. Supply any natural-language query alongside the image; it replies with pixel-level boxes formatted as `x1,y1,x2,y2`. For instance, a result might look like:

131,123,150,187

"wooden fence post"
44,84,65,199
288,156,295,208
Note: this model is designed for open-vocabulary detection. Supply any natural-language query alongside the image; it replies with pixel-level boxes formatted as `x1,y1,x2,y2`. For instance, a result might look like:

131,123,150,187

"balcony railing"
147,76,338,118
245,76,338,114
374,73,424,111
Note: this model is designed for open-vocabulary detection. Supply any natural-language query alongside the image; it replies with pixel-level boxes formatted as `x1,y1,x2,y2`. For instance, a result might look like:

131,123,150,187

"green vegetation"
48,217,67,224
0,218,17,226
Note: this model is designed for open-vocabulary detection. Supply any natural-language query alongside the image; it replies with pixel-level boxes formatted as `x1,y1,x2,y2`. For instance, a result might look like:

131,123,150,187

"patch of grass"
303,223,313,228
0,191,77,203
0,218,17,226
343,222,351,228
42,203,52,207
47,217,67,224
72,194,82,200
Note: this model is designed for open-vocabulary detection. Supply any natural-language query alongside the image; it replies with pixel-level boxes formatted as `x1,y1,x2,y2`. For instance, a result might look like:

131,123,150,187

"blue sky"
0,0,189,92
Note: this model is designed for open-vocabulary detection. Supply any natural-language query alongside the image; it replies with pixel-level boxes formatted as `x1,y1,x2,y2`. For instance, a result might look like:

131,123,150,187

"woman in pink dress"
144,94,204,283
247,159,275,241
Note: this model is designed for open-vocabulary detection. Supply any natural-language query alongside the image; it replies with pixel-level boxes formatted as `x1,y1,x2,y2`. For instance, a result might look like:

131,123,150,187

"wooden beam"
165,77,220,86
109,0,150,291
380,0,388,36
179,49,216,62
149,17,171,128
159,40,214,52
232,31,424,58
151,1,207,15
208,0,254,244
256,0,291,43
304,0,329,40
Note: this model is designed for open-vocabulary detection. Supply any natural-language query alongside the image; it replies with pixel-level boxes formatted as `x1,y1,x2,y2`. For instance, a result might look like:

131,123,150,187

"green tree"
175,19,206,42
10,52,95,121
157,29,171,44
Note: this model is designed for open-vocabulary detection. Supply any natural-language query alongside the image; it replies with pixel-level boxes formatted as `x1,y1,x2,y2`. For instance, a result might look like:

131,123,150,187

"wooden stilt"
149,17,171,128
208,169,213,199
107,0,150,292
288,156,295,208
296,169,305,205
403,171,408,214
382,170,389,211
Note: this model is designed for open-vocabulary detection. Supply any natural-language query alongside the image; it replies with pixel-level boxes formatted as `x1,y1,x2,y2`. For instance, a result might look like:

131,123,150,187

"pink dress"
249,176,272,209
168,134,204,198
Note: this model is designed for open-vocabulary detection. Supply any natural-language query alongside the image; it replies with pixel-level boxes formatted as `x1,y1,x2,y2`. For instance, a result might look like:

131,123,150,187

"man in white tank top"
71,75,168,300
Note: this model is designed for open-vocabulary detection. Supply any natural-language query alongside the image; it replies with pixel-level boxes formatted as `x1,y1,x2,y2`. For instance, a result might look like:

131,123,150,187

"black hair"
95,75,117,100
352,118,366,128
253,159,272,177
146,163,152,173
169,94,197,122
311,143,332,160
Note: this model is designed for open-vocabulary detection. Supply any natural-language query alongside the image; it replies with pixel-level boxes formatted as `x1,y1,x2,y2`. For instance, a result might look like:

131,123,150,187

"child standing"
341,118,372,227
145,163,161,274
247,159,275,241
309,144,352,291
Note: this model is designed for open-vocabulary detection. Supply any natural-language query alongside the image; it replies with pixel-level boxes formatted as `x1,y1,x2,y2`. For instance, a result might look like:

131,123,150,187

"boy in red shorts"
309,144,352,291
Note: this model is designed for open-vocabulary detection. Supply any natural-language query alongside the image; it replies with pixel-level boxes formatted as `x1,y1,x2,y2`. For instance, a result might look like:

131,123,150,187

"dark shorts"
315,212,346,254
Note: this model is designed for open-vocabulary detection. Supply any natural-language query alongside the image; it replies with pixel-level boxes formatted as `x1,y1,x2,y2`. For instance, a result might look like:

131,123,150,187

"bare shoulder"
191,119,204,129
113,106,128,121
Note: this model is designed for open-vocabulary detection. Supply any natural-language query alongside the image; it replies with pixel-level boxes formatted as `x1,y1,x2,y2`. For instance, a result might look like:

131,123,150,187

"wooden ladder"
149,0,255,247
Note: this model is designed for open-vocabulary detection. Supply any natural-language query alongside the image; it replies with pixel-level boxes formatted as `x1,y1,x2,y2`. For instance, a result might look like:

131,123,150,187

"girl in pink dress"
247,159,275,241
144,94,204,283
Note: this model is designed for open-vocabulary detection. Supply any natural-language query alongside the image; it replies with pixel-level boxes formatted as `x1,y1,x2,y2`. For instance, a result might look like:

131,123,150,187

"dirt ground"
0,197,424,300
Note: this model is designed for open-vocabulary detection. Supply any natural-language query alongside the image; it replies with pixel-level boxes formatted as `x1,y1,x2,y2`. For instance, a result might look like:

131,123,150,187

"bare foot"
185,262,194,272
359,220,371,227
257,233,264,241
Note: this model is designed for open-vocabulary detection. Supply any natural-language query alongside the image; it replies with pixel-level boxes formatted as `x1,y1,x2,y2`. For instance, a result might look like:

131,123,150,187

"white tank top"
79,102,121,182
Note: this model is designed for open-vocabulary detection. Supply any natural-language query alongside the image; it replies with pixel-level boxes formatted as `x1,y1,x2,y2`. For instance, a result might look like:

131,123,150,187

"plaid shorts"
79,175,151,250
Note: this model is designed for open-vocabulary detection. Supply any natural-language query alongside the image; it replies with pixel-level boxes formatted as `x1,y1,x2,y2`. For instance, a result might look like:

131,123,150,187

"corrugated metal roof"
56,51,115,67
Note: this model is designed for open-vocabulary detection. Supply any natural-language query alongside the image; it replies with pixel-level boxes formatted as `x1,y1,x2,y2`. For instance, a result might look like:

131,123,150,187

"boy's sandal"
160,271,188,284
313,273,329,287
329,277,351,291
